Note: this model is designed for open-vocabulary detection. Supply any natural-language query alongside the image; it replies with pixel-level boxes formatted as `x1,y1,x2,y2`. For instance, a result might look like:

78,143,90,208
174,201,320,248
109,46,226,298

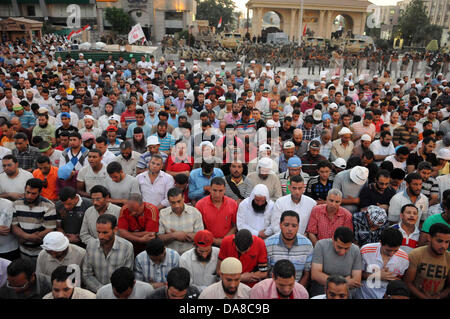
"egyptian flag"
218,17,222,28
67,30,76,40
82,25,91,32
303,24,307,36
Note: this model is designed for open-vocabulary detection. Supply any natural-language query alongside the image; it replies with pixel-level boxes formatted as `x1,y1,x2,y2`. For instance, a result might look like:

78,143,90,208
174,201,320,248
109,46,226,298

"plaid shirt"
301,125,320,142
306,204,353,240
352,211,389,247
305,176,334,201
134,248,180,284
12,146,40,171
82,236,134,293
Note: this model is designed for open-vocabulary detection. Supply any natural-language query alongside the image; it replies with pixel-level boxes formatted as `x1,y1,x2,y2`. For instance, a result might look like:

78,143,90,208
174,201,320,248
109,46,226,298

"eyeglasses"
6,280,30,290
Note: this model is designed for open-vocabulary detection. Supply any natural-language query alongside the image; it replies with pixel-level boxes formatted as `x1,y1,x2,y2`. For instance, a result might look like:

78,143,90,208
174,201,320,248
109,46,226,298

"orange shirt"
33,166,59,201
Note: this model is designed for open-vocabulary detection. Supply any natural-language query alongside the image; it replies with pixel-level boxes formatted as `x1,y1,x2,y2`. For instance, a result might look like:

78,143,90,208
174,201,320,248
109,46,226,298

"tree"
397,0,431,46
195,0,236,31
105,7,133,35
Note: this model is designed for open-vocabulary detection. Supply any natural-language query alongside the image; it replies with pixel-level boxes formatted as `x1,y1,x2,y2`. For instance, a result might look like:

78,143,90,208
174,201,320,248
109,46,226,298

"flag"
128,23,145,44
303,24,307,36
82,25,91,31
218,17,222,28
67,30,76,41
75,28,82,36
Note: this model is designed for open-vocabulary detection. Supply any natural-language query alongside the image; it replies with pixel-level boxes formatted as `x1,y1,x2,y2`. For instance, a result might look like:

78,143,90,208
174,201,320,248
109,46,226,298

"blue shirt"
19,111,36,129
152,133,175,153
126,123,153,139
188,167,225,201
167,115,179,129
134,248,180,283
145,114,160,127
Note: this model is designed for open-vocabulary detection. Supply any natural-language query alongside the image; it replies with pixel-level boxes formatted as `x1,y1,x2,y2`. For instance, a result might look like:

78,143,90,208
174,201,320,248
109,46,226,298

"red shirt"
118,202,159,233
195,195,237,238
219,234,268,287
175,79,188,90
306,204,353,240
165,155,193,173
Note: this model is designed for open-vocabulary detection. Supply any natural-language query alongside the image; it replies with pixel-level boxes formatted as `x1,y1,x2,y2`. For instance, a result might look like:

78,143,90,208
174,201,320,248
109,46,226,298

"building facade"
246,0,372,41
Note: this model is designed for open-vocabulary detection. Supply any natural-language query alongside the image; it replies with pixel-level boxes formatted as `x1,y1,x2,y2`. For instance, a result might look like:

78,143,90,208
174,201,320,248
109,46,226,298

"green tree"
105,7,133,35
195,0,236,30
397,0,430,45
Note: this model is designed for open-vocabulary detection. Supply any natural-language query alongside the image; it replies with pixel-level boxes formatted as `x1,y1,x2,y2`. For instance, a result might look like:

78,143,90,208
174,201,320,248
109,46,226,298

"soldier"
307,49,316,76
390,51,399,80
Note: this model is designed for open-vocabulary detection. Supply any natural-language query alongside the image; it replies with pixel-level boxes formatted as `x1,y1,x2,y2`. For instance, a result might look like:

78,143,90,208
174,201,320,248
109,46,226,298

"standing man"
250,259,309,299
403,223,450,299
306,189,353,246
388,173,429,227
12,132,40,172
137,154,174,210
199,257,251,299
267,175,316,237
355,228,410,299
76,149,108,198
0,155,34,201
117,193,159,255
310,227,363,297
265,210,313,287
11,178,57,265
158,188,204,255
217,229,268,288
195,177,238,247
105,162,140,206
82,214,134,293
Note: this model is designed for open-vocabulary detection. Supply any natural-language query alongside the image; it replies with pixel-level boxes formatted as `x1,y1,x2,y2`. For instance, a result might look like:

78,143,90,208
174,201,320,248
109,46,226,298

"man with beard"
268,175,317,237
250,259,309,299
301,140,327,177
151,121,175,155
79,115,102,138
180,230,220,292
404,223,450,299
136,136,169,175
0,154,33,201
265,210,314,286
114,141,141,177
32,113,55,145
388,173,429,227
224,162,252,204
33,155,59,201
369,132,395,166
199,257,251,299
359,169,397,211
82,214,134,293
279,157,310,196
43,265,95,299
237,184,274,240
246,157,282,202
11,178,57,265
292,129,309,158
158,188,204,255
406,137,439,174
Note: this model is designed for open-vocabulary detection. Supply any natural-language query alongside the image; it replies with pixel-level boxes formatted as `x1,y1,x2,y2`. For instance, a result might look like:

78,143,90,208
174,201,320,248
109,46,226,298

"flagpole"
298,0,304,45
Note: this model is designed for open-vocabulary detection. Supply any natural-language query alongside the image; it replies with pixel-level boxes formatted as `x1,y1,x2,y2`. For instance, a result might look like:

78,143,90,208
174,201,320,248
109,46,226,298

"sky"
233,0,403,17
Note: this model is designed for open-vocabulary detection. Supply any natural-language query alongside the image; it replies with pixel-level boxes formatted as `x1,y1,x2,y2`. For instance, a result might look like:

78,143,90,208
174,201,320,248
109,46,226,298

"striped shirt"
136,151,168,170
82,236,134,293
355,243,409,299
134,248,180,284
390,222,420,254
421,176,439,200
151,133,175,153
158,205,204,255
12,196,57,257
265,233,313,281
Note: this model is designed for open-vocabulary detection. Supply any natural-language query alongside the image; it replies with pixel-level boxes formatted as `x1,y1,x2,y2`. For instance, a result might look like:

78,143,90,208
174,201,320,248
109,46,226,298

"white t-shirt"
385,155,407,171
0,198,19,253
0,147,12,173
369,140,395,164
77,164,109,193
0,169,33,194
105,174,141,200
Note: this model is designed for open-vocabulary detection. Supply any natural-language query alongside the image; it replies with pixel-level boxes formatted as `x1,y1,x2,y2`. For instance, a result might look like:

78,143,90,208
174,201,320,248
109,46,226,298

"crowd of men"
0,36,449,300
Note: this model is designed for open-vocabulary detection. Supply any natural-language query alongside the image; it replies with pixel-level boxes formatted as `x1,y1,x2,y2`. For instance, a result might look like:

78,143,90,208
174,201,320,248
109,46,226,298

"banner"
128,23,145,44
218,17,222,28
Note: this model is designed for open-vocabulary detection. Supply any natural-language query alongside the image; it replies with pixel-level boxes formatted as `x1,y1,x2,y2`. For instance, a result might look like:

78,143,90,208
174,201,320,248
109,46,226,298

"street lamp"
298,0,304,45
